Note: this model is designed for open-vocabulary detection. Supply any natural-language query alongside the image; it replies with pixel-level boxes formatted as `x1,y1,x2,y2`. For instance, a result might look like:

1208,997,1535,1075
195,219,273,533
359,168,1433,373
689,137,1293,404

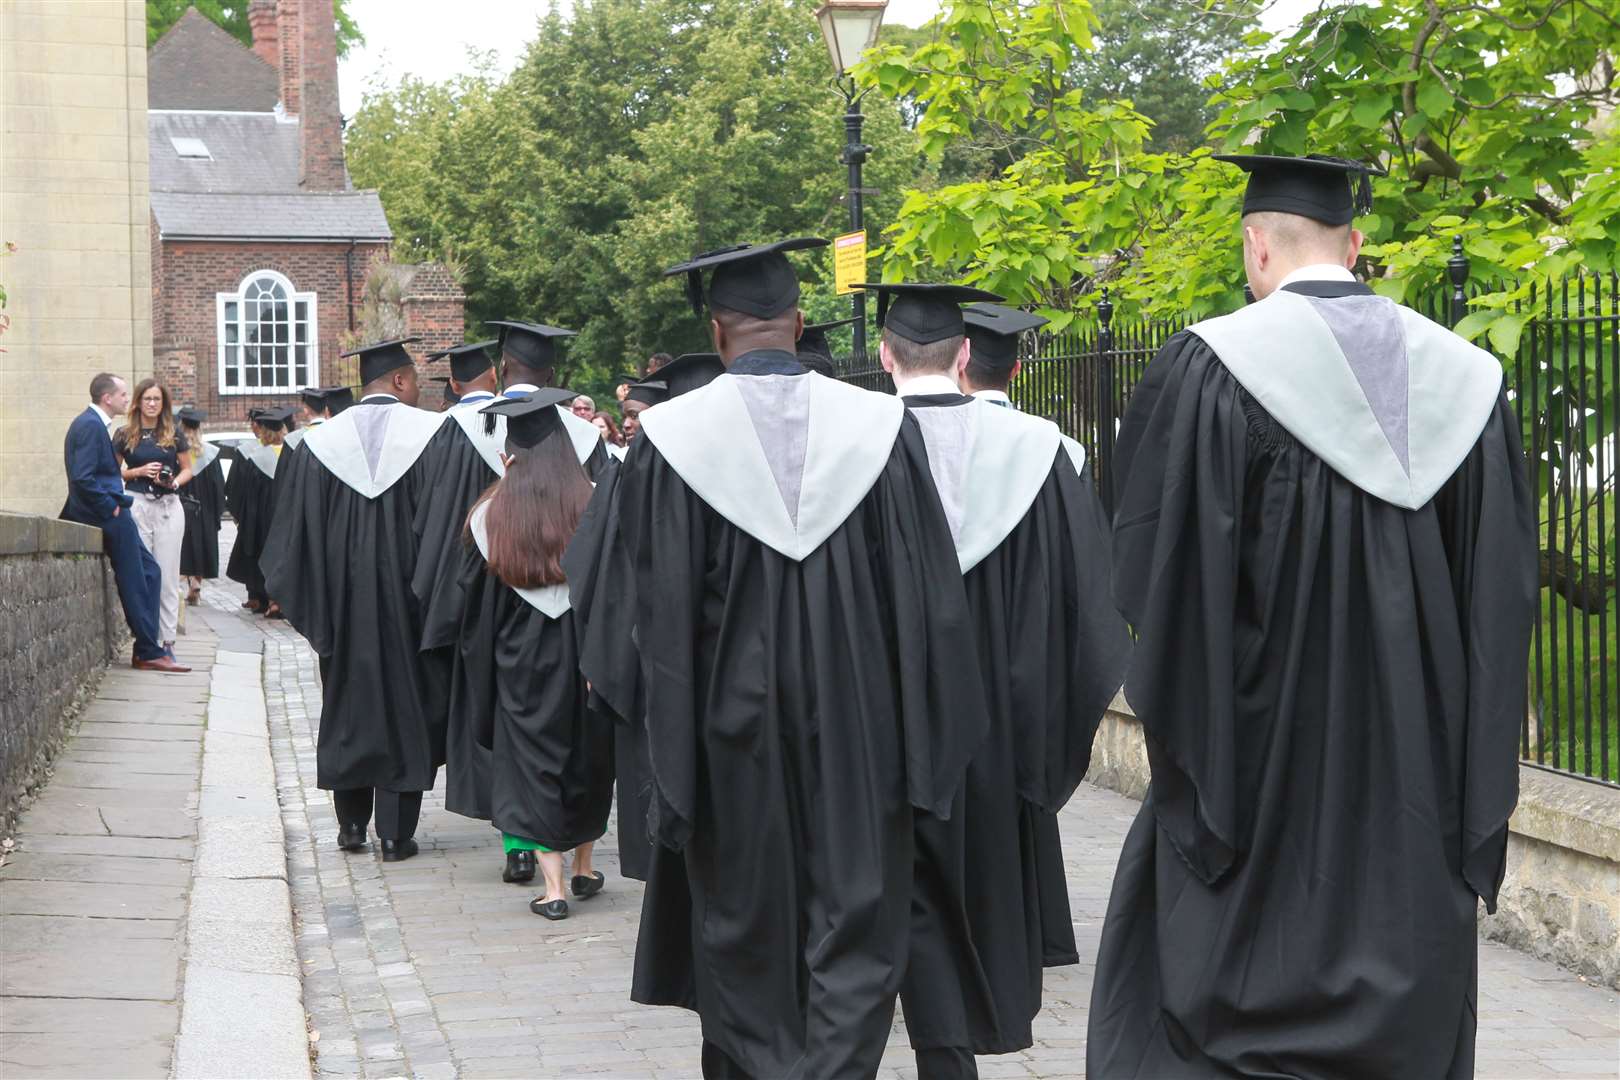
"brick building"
147,0,463,426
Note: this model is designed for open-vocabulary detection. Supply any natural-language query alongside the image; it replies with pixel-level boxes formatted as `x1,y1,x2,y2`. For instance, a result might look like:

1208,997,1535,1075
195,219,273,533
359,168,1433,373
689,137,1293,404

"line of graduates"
251,152,1535,1080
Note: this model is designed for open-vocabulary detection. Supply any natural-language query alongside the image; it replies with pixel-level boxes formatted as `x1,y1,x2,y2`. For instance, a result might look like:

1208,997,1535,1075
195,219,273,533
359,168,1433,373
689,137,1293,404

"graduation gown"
179,442,225,578
261,399,450,793
224,442,280,600
607,357,990,1080
1088,282,1537,1079
435,501,614,848
898,390,1131,1055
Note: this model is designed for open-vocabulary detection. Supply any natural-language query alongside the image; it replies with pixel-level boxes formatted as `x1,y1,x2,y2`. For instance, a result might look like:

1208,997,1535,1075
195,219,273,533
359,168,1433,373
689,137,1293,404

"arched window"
216,270,317,394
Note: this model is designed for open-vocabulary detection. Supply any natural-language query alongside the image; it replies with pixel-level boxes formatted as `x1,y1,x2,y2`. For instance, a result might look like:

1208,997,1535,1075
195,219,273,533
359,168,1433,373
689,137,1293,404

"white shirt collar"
893,372,963,398
971,389,1012,406
360,393,398,403
458,390,497,403
1277,263,1358,290
90,402,115,428
504,383,540,396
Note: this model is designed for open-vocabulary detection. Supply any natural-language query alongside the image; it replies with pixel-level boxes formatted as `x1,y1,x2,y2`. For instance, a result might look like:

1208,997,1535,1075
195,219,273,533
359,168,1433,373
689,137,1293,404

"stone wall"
0,512,120,832
1083,700,1620,988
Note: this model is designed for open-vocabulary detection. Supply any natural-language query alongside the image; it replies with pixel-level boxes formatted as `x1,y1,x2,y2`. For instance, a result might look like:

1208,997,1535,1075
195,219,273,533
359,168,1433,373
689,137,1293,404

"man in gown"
961,303,1030,408
1087,154,1537,1079
857,284,1132,1077
598,238,989,1079
262,338,450,862
793,315,858,376
225,405,292,615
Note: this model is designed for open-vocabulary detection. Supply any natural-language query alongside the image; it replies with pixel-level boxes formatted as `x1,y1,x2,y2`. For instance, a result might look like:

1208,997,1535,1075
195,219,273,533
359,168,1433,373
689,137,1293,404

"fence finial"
1447,235,1470,328
1097,288,1114,327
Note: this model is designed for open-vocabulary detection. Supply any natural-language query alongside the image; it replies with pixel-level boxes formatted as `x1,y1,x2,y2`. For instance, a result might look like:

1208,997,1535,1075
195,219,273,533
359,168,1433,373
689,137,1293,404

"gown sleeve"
1110,331,1248,886
412,426,496,650
562,462,643,725
1432,397,1537,910
261,445,338,657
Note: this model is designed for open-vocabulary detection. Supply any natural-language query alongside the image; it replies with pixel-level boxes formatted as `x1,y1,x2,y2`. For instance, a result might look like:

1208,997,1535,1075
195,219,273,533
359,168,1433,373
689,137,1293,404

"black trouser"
332,789,423,841
701,1040,751,1079
915,1047,979,1080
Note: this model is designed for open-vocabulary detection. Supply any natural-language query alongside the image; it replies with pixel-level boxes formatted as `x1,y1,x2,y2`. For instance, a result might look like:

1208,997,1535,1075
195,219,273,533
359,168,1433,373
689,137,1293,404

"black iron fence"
837,246,1619,787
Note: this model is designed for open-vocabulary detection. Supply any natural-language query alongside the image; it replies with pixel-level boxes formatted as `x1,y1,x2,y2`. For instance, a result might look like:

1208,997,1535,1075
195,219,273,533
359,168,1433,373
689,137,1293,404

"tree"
146,0,364,58
346,0,926,397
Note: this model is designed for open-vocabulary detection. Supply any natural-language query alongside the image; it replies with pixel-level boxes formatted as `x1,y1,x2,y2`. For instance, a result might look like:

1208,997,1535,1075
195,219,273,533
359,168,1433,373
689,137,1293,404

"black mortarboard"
963,303,1050,368
487,321,576,371
857,283,1005,345
299,386,328,410
256,405,296,432
428,340,497,382
325,387,355,414
625,380,670,406
664,238,829,318
797,315,860,362
658,353,726,398
341,337,420,385
1212,153,1384,226
479,389,580,449
177,405,206,426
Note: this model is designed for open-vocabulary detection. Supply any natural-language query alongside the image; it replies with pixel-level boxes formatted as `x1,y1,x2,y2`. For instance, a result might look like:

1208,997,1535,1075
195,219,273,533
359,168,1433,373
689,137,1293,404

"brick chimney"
297,0,348,190
276,0,301,114
248,0,279,69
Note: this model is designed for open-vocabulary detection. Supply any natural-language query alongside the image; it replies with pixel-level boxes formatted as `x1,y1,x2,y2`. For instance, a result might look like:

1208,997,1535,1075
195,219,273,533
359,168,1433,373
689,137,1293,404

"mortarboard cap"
342,337,420,385
256,405,296,432
624,380,670,406
664,238,828,319
299,386,328,410
428,340,497,383
1212,153,1384,226
322,386,355,414
797,315,859,363
487,321,575,372
658,353,726,398
479,389,580,449
963,303,1049,368
856,282,1005,345
176,405,207,426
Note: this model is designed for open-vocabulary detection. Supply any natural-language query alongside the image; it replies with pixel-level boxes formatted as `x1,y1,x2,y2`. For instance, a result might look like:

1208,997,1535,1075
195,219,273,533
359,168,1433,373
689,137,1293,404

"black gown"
898,393,1132,1056
261,402,448,794
433,524,614,849
179,446,225,578
606,365,990,1080
1087,330,1537,1078
224,444,279,602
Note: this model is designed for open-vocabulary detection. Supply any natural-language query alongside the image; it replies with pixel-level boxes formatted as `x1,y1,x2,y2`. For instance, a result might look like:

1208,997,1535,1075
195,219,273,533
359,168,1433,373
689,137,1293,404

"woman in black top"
115,379,191,652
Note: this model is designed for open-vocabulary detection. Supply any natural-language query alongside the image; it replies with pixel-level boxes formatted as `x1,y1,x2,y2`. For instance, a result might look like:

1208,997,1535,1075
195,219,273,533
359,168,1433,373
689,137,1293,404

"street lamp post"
815,0,887,364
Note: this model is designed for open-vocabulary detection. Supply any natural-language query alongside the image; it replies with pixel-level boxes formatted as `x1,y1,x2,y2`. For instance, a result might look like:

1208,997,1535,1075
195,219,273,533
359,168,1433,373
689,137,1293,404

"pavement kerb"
171,647,311,1080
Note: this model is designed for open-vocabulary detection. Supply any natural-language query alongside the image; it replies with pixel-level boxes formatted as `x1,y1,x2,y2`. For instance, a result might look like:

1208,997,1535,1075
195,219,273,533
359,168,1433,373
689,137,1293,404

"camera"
158,464,175,486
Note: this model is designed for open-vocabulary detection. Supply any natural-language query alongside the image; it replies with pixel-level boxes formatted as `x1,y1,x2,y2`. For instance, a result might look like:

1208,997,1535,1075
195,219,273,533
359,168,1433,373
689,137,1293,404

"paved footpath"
4,545,1618,1078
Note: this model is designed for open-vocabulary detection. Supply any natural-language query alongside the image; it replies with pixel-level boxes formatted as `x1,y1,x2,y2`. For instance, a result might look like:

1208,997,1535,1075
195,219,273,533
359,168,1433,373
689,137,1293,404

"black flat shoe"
503,850,536,884
571,871,605,899
337,825,368,852
530,897,569,920
380,838,419,862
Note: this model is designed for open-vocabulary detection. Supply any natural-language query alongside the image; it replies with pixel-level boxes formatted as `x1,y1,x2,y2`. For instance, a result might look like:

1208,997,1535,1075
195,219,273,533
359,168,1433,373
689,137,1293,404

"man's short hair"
883,327,962,374
89,372,121,402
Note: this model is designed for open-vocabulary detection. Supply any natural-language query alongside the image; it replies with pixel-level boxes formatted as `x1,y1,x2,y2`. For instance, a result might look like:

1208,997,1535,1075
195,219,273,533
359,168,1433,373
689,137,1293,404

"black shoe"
502,849,537,884
530,897,569,920
571,871,605,899
337,824,368,852
380,838,419,862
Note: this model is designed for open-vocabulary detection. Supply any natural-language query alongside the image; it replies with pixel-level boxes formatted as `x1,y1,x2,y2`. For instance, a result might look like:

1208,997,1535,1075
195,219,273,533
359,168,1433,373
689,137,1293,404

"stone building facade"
147,0,461,428
0,0,154,516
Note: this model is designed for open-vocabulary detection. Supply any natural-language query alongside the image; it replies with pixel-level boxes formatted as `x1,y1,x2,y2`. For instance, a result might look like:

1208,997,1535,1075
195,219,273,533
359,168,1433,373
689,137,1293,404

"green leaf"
1351,97,1388,127
1451,310,1496,342
1487,312,1530,358
1416,81,1452,118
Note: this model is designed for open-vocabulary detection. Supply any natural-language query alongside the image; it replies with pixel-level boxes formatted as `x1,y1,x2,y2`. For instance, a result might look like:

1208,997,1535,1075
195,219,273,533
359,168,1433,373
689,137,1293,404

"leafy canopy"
146,0,364,58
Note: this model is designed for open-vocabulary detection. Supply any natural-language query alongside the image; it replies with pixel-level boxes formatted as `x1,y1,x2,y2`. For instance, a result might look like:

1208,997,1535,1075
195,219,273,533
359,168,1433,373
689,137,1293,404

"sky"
337,0,1330,117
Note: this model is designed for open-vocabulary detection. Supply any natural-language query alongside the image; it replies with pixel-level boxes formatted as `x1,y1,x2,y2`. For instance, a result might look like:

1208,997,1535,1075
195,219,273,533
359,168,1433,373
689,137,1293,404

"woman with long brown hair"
114,379,192,652
429,389,615,919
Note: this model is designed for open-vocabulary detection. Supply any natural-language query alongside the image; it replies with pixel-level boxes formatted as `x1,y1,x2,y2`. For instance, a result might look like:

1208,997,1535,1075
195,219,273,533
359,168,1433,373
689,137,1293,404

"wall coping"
0,511,105,557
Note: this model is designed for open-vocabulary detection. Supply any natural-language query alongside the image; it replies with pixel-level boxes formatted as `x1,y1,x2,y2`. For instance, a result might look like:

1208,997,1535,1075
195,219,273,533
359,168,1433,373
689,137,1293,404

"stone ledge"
1509,766,1620,863
0,510,104,556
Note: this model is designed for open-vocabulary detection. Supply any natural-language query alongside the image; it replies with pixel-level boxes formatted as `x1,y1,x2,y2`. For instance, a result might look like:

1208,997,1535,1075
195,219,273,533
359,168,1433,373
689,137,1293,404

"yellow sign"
833,230,867,295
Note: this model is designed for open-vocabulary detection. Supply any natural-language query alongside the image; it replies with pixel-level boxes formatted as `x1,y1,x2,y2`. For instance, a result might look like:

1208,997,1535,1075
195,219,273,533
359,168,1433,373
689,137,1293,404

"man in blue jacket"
61,372,189,673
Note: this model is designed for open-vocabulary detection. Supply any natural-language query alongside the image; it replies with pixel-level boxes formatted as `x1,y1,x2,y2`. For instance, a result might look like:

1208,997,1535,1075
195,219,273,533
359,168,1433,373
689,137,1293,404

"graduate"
794,314,858,376
564,349,725,890
261,339,450,862
429,390,616,917
616,378,666,443
294,386,329,430
176,406,225,605
598,238,989,1079
961,302,1038,407
224,405,292,616
1087,154,1537,1079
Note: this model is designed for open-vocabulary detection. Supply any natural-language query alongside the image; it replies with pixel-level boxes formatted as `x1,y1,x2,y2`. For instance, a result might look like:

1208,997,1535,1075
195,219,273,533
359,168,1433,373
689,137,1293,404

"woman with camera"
115,379,192,654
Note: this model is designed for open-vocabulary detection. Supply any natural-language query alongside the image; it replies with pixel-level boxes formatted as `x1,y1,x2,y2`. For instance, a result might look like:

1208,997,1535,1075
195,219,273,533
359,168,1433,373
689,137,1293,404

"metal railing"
836,246,1618,786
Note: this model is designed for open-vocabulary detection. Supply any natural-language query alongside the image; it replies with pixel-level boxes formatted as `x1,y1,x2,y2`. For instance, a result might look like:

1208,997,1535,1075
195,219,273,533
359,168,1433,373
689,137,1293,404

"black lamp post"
815,0,887,363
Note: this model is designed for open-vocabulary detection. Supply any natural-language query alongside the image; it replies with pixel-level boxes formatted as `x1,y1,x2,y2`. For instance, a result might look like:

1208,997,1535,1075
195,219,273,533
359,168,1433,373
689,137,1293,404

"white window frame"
215,269,319,396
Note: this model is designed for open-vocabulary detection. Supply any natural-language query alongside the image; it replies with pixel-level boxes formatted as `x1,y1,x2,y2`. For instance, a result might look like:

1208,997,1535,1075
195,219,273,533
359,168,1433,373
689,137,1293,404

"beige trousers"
130,493,185,645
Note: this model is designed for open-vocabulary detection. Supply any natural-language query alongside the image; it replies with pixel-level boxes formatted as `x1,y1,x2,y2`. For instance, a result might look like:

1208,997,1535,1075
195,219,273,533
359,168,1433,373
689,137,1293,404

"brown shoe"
133,655,192,674
187,586,201,605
